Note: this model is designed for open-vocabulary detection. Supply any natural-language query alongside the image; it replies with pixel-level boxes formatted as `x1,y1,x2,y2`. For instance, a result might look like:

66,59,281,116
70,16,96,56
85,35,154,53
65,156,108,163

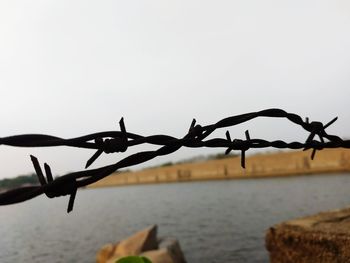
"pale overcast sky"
0,0,350,179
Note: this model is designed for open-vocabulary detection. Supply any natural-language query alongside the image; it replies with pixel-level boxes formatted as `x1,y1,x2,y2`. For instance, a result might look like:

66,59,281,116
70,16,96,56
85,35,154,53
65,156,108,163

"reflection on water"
1,173,350,263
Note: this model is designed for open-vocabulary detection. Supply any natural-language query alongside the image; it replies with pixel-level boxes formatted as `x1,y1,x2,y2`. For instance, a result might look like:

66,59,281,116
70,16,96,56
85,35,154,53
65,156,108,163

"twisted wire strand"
0,108,348,213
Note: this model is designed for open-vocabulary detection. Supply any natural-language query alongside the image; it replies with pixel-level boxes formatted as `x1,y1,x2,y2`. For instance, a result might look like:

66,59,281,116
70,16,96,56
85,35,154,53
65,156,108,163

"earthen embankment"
88,149,350,188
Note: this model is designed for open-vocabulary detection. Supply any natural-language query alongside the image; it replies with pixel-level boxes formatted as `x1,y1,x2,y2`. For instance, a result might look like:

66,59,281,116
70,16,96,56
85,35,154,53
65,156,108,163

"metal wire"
0,108,348,213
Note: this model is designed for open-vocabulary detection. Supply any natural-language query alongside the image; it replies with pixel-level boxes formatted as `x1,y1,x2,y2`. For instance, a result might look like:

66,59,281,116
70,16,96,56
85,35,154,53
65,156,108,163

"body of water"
1,173,350,263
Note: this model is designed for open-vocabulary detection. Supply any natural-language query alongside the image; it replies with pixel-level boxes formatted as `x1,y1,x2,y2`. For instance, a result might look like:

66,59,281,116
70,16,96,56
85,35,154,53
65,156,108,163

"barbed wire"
0,108,349,213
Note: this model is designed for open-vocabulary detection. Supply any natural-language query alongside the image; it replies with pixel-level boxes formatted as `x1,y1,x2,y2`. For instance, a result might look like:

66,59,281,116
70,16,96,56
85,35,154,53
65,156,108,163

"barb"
0,108,348,213
85,117,128,168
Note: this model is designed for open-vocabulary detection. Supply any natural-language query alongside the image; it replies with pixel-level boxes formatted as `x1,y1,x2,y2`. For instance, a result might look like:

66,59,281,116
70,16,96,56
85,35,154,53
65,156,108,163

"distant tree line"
0,174,39,190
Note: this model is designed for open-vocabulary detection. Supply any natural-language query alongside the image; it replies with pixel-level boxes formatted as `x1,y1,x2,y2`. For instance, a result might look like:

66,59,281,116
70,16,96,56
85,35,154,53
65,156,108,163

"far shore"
88,148,350,189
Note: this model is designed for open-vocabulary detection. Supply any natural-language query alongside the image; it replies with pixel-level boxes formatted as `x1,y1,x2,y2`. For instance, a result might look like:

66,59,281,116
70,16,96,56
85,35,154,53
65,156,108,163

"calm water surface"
1,173,350,263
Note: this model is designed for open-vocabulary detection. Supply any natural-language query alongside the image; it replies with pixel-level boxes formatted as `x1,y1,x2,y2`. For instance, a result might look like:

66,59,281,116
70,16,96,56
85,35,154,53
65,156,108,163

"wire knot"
306,121,326,137
225,130,251,168
304,116,338,159
187,119,203,139
30,155,77,213
95,137,128,154
85,117,128,168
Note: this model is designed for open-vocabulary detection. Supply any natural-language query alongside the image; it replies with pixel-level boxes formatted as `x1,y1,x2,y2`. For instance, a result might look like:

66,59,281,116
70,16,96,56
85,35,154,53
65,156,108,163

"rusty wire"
0,108,349,213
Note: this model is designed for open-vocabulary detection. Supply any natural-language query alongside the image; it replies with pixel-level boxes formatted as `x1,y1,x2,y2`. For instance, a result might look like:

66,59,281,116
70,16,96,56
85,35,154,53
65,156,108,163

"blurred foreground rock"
96,225,187,263
266,207,350,263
